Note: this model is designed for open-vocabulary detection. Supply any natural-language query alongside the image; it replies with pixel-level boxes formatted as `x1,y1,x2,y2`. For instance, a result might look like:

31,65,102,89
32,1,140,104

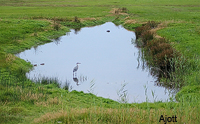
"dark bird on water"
40,63,45,65
107,30,110,32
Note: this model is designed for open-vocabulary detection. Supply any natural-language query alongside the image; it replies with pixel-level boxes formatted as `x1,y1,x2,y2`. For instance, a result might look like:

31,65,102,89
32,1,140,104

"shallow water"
16,22,171,103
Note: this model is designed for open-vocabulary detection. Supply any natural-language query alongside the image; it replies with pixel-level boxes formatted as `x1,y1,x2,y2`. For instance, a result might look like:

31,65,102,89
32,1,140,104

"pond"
16,22,172,103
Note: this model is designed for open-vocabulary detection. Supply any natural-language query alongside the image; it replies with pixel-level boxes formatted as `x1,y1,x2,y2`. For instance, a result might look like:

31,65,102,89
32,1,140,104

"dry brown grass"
14,86,61,107
35,97,60,107
33,108,90,123
125,19,137,24
32,103,200,124
33,108,162,123
5,53,16,64
15,86,46,102
150,20,188,39
109,8,129,15
150,23,165,39
20,91,45,101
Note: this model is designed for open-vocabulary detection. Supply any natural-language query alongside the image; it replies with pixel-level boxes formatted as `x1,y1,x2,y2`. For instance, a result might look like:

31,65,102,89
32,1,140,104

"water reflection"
16,22,173,103
73,75,88,86
73,77,79,85
74,28,81,34
54,37,62,45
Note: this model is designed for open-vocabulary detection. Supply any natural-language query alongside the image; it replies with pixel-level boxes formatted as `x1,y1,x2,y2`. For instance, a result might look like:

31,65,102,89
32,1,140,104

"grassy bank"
1,72,199,123
0,0,200,123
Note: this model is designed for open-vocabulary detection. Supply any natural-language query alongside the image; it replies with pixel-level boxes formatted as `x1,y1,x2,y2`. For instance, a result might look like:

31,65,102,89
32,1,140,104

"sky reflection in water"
17,22,171,103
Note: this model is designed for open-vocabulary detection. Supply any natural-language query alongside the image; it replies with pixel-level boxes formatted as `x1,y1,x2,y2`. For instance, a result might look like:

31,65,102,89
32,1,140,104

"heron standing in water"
73,62,81,77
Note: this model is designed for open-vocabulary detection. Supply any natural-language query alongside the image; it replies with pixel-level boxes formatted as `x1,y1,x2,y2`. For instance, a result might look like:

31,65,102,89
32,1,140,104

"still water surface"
17,22,171,103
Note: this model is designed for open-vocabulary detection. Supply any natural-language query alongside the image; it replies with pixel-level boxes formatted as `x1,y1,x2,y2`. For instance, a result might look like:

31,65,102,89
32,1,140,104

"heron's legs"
73,72,77,78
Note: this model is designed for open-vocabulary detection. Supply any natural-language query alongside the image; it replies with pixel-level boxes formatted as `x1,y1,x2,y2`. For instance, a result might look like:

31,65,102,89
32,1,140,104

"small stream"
16,22,173,103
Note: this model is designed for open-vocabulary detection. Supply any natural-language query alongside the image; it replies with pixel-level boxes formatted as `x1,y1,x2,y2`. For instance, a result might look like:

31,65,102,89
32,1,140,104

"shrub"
74,16,80,23
135,21,159,39
141,31,154,45
135,25,151,38
53,22,60,31
154,49,175,68
121,7,128,13
145,38,179,70
53,18,61,31
146,21,159,28
146,38,170,56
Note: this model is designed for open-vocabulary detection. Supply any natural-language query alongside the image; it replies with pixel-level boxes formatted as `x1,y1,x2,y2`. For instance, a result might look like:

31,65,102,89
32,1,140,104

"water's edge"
16,22,172,103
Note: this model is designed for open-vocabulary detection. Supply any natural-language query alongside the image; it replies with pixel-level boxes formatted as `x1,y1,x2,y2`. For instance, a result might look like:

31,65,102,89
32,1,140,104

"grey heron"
73,62,81,77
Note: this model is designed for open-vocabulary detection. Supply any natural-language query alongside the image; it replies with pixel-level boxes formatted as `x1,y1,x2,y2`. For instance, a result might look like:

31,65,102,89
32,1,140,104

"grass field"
0,0,200,123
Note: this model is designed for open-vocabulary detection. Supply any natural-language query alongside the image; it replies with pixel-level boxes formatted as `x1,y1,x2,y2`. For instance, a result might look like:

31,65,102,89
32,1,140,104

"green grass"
157,22,200,88
0,72,199,123
157,23,200,57
0,0,200,123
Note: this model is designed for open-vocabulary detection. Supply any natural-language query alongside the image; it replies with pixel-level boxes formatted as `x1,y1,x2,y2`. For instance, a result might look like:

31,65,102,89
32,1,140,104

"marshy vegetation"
135,21,181,81
0,0,200,123
0,70,199,124
134,21,200,101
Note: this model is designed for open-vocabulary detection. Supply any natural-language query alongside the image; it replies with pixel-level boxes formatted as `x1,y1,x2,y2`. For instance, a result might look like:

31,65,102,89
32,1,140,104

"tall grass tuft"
32,76,61,88
117,83,129,103
141,30,154,46
146,21,159,29
135,21,159,39
74,16,80,23
135,25,151,39
114,7,129,14
53,18,61,31
63,79,71,91
146,38,179,70
121,7,128,13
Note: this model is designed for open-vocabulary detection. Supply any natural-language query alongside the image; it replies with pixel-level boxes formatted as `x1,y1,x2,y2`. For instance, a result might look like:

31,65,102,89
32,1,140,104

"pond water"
16,22,172,103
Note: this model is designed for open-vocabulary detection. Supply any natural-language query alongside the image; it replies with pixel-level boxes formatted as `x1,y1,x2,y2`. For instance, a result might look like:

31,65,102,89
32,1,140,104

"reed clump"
32,76,61,88
135,21,183,81
135,21,158,39
114,7,129,14
145,21,159,29
121,7,128,13
135,25,151,39
146,38,179,70
53,18,61,31
53,22,60,31
74,16,80,23
141,30,154,46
